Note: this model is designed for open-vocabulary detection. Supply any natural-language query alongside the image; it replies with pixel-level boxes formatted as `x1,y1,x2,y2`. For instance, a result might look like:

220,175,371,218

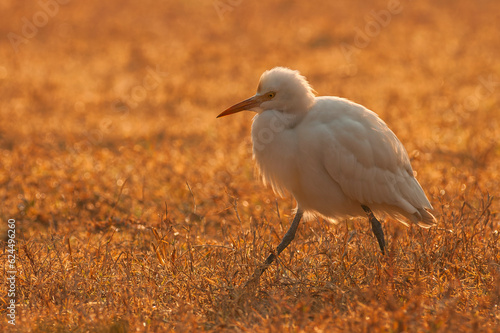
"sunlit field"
1,0,499,331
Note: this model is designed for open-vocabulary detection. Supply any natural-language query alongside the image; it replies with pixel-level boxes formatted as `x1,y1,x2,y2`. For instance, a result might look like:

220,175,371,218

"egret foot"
243,209,303,287
361,205,386,255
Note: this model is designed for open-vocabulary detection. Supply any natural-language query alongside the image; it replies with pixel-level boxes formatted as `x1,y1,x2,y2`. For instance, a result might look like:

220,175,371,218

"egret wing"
308,98,435,226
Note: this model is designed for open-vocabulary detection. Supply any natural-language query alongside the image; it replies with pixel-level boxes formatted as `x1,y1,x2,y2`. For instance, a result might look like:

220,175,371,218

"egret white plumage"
217,67,436,280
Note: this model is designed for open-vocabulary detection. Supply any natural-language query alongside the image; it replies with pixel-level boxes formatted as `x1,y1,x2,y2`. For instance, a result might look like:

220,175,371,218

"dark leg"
245,209,303,286
361,205,386,255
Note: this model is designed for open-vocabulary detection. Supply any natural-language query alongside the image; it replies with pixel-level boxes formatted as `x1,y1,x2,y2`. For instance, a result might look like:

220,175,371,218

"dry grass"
0,0,499,331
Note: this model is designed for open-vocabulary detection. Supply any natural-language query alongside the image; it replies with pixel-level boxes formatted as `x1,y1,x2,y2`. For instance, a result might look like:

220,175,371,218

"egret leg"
245,209,303,285
361,205,386,255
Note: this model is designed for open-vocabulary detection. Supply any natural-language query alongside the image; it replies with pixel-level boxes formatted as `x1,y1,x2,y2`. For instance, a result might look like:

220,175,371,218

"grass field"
1,0,499,331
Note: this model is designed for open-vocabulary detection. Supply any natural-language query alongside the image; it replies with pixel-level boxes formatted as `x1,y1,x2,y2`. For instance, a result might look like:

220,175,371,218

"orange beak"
217,95,264,118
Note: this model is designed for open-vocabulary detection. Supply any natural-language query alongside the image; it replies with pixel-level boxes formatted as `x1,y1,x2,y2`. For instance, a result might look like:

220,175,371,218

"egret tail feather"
416,209,437,228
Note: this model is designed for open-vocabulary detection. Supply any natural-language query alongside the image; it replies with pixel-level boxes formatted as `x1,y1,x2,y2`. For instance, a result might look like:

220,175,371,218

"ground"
0,0,499,332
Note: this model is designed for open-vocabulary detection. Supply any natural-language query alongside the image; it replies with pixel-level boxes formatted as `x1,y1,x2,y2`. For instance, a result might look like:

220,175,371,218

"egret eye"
267,92,276,99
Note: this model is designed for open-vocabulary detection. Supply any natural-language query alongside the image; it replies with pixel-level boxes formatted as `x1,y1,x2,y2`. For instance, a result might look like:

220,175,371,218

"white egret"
217,67,436,280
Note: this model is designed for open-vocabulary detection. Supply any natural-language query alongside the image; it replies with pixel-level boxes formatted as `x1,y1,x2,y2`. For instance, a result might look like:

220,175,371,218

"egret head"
217,67,316,118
